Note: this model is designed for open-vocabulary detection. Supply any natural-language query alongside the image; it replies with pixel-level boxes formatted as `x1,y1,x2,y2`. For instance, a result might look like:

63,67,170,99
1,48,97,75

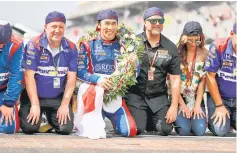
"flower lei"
77,23,145,104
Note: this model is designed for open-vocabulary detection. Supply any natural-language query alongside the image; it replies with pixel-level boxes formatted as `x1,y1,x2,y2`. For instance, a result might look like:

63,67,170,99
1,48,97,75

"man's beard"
151,28,161,35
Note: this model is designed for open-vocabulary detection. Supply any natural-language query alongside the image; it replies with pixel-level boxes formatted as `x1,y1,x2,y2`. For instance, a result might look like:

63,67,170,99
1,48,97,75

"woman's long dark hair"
177,34,206,66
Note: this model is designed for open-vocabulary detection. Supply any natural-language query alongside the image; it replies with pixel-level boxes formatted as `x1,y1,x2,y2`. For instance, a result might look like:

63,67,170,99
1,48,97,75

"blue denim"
207,93,236,136
0,92,18,134
174,106,206,136
0,108,17,134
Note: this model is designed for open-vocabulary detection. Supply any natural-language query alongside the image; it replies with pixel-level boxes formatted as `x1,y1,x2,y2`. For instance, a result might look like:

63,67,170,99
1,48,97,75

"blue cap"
45,11,66,24
233,23,236,34
0,20,12,44
143,7,164,20
182,21,203,36
97,9,118,21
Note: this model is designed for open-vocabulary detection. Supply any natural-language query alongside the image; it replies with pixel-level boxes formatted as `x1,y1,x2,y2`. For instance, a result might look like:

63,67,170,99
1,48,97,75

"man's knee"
156,120,173,136
212,128,228,137
208,123,229,137
119,125,137,137
231,117,236,130
134,123,146,135
119,128,130,137
21,124,39,134
161,124,173,136
19,113,40,134
55,122,73,135
0,124,16,134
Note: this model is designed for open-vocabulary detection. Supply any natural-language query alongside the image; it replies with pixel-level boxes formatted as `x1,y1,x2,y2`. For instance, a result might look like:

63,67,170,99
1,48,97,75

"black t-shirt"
128,32,181,98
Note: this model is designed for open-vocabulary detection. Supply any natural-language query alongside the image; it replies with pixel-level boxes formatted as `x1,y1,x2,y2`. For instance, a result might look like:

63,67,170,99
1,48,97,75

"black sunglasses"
146,18,165,25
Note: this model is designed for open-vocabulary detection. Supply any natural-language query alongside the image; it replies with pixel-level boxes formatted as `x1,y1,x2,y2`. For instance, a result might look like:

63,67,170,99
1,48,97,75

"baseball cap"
96,9,118,21
143,7,164,20
45,11,66,24
0,20,12,44
183,21,203,36
96,9,118,31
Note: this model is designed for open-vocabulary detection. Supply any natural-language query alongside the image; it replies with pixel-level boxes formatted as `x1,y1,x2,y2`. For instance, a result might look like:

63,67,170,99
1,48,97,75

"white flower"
130,34,136,40
127,45,135,52
113,70,120,75
135,41,140,46
124,34,129,38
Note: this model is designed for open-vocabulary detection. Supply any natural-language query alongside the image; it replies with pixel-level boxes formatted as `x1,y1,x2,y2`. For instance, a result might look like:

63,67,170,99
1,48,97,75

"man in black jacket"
125,7,181,136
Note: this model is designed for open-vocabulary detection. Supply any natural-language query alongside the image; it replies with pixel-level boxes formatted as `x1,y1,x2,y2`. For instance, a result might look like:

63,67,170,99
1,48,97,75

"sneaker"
39,113,53,133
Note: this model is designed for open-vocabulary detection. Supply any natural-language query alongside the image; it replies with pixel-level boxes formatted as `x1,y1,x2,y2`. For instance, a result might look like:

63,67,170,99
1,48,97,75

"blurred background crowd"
7,1,237,47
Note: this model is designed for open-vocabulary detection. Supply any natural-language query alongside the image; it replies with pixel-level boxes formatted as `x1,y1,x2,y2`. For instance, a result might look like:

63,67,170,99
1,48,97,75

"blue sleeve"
3,43,24,106
69,44,78,72
204,43,221,73
23,41,39,71
77,43,100,84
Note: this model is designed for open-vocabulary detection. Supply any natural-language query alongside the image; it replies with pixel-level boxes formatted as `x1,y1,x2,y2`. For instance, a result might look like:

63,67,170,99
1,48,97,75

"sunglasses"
146,18,165,25
187,40,202,46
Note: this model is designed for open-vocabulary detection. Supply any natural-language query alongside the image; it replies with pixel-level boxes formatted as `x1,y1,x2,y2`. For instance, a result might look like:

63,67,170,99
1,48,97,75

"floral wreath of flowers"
77,23,145,104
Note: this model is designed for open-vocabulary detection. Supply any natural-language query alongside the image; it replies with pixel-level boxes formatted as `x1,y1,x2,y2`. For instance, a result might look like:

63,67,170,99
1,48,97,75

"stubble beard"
151,28,161,35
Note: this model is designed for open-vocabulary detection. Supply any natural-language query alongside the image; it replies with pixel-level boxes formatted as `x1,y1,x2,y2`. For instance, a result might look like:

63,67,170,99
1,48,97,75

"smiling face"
44,21,65,47
144,15,164,35
97,19,118,41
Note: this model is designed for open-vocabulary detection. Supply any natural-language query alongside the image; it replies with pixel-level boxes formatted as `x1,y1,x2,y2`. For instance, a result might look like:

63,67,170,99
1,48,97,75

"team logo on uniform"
224,54,232,59
96,44,102,50
205,61,210,67
26,60,32,65
78,55,85,59
78,65,86,69
78,61,85,65
27,50,35,55
157,50,168,58
37,66,68,76
17,80,22,84
97,51,106,56
40,55,50,64
223,61,233,67
218,70,236,82
40,55,49,60
0,73,9,81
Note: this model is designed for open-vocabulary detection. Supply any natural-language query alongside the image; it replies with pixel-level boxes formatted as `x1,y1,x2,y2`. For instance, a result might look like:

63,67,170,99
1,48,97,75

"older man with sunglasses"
125,7,181,136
